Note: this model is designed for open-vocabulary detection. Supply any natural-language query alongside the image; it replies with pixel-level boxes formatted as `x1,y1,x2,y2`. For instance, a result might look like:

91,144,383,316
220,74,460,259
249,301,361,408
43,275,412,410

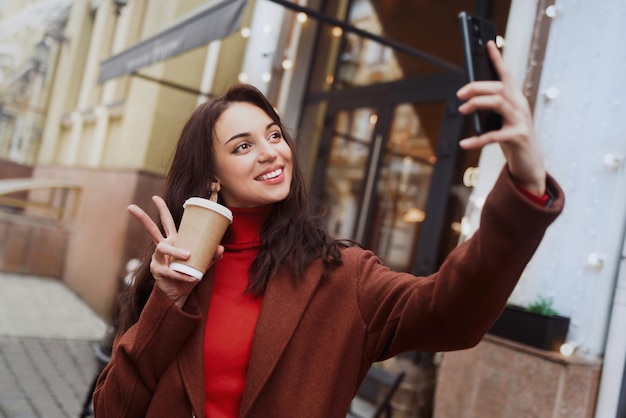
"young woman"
94,42,564,417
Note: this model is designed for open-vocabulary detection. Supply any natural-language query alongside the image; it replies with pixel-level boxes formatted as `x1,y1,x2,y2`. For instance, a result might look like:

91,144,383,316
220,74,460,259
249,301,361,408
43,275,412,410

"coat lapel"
177,271,215,418
239,262,324,417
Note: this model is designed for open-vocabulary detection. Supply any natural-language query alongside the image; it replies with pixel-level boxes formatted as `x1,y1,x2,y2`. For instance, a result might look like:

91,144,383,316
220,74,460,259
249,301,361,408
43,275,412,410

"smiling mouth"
256,168,283,181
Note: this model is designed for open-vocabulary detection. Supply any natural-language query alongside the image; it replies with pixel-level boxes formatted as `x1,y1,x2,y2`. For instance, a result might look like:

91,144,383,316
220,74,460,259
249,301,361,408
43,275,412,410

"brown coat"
94,169,563,418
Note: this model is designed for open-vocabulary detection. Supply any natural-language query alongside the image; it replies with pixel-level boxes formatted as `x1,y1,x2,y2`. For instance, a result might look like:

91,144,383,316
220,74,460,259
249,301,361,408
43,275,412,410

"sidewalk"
0,273,108,418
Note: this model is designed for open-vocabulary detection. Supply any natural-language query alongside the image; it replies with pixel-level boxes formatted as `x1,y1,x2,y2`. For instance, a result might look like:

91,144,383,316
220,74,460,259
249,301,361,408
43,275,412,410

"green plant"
526,295,559,316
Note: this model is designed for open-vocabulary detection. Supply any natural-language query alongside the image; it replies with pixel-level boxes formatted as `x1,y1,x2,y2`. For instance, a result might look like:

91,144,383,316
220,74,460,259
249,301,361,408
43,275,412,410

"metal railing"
0,178,82,221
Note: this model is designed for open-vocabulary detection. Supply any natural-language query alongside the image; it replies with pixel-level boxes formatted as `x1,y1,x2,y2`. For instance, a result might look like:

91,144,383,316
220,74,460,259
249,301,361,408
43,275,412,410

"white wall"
470,0,626,358
517,0,626,357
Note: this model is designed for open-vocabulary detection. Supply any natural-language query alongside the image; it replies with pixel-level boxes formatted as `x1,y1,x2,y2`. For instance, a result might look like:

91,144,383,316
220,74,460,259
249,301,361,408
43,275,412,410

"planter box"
488,305,570,352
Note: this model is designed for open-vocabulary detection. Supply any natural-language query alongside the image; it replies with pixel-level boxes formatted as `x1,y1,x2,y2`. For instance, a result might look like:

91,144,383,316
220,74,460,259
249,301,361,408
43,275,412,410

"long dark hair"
118,84,343,332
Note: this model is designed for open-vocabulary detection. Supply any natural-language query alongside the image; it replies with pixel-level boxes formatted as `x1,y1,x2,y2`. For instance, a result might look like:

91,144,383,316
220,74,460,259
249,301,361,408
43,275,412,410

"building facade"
1,0,625,416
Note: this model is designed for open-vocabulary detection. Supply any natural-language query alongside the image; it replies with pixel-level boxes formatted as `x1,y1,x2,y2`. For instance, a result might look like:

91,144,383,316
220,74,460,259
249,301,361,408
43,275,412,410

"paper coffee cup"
169,197,232,279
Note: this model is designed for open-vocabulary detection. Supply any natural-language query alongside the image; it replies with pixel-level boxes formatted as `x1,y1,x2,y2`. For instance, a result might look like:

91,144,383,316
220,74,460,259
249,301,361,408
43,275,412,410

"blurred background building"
0,0,625,417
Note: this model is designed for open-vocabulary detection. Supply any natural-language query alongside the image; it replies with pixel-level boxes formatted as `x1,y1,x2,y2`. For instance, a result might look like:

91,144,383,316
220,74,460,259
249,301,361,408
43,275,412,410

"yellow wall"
100,0,211,174
38,0,93,164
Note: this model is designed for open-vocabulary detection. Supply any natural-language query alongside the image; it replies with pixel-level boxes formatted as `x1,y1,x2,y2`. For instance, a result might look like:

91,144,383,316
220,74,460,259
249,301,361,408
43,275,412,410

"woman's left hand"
456,40,546,196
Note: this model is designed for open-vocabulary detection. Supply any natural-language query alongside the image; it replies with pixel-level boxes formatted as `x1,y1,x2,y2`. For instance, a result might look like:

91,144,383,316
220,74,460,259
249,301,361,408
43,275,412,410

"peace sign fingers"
127,202,164,245
151,196,177,239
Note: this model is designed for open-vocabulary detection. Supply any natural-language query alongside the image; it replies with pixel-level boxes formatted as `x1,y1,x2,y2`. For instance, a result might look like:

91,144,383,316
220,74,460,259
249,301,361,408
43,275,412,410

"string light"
545,86,559,100
331,26,343,37
281,58,293,70
463,167,480,187
460,216,472,236
560,342,576,356
603,153,625,171
545,5,560,18
238,72,248,82
472,196,485,209
297,12,308,23
261,72,272,83
587,253,605,271
402,208,425,223
240,27,250,38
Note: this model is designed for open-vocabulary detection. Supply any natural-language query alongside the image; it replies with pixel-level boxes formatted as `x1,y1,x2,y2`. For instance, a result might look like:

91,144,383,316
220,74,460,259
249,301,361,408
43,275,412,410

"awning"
97,0,246,84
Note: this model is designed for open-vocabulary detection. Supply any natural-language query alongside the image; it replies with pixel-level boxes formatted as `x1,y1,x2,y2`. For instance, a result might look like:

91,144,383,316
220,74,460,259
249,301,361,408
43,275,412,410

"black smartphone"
458,11,503,135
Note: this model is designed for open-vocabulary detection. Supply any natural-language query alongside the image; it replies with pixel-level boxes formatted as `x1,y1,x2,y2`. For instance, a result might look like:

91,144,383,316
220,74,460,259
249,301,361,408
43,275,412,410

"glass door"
322,106,378,240
307,75,466,275
366,102,442,272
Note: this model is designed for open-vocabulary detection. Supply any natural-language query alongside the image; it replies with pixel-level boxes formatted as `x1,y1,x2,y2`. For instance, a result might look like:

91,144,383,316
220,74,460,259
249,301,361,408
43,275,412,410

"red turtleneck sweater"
204,206,270,418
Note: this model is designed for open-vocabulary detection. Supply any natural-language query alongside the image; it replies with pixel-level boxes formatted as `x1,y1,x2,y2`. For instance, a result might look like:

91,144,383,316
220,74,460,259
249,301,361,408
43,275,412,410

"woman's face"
213,102,293,208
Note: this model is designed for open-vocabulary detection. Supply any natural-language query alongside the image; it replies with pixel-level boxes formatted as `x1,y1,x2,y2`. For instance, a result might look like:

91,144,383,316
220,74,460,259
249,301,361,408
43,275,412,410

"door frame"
306,72,466,276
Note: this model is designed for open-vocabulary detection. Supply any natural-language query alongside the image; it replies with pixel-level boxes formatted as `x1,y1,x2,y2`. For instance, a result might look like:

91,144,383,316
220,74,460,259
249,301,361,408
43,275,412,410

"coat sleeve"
355,167,564,362
93,285,201,417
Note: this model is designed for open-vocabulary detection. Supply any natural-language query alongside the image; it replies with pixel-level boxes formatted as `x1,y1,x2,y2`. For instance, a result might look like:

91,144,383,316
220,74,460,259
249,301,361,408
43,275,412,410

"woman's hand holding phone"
457,40,547,196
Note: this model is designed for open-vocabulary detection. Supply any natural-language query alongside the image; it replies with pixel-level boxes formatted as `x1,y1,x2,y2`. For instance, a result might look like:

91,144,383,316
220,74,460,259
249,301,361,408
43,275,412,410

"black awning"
98,0,246,84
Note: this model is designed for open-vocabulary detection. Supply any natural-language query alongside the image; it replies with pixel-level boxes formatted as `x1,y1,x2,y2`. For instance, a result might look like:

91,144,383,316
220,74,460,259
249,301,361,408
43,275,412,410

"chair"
348,365,406,418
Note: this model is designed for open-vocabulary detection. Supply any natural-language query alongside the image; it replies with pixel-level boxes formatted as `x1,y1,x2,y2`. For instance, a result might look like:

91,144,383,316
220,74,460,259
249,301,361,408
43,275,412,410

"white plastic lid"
183,197,233,222
170,262,204,280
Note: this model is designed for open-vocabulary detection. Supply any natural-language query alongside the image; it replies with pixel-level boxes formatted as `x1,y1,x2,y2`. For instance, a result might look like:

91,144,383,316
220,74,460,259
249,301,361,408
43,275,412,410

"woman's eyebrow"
225,132,250,144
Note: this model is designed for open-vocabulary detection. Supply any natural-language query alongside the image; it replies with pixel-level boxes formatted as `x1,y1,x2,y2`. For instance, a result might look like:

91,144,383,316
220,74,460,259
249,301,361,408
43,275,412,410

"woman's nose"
257,140,278,162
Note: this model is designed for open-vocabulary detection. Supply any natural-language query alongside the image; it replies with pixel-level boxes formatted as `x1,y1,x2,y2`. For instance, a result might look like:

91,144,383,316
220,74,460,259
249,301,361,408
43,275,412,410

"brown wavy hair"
117,84,343,333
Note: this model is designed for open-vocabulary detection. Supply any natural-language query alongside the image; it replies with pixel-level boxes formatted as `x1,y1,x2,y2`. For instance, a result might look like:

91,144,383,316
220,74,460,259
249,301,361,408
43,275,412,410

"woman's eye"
233,143,251,153
269,131,283,141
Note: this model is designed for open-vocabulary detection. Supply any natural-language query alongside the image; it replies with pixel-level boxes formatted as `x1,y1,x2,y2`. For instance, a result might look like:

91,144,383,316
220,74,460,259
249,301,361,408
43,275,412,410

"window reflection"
336,1,404,87
323,108,376,239
368,102,442,272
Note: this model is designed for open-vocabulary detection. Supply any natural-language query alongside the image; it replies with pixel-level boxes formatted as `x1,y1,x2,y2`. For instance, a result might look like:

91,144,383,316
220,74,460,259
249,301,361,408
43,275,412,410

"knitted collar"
222,205,272,251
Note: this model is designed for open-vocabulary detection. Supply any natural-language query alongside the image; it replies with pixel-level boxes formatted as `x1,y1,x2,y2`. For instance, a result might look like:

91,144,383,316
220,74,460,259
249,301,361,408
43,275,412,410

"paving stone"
0,343,37,418
22,338,85,417
0,273,107,417
44,339,94,400
1,336,66,417
0,336,97,418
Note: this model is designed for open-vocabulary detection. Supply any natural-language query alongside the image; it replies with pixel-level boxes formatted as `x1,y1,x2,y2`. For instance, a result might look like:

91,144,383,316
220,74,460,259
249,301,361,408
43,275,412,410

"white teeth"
257,168,282,181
